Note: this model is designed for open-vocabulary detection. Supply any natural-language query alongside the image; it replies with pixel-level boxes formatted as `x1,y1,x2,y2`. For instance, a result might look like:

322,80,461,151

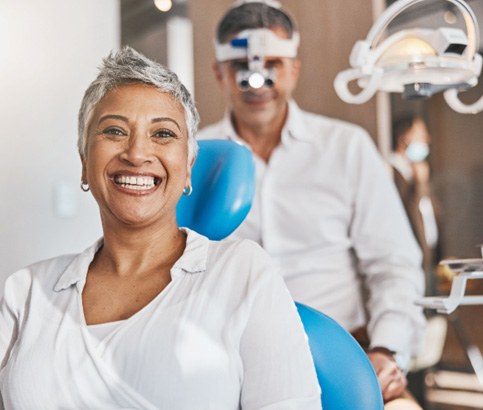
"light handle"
333,68,384,104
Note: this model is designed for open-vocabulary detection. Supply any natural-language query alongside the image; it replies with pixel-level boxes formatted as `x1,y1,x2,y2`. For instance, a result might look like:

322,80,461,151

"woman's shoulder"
207,237,279,291
210,236,270,263
0,253,79,316
185,228,266,259
7,238,102,285
4,239,100,297
5,253,78,291
182,230,278,289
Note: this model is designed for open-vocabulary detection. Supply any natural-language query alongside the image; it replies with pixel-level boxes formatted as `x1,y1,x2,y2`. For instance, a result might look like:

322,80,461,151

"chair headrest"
176,139,255,240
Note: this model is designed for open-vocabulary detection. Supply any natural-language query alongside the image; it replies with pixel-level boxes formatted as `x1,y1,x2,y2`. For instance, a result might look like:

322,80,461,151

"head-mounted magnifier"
215,28,300,90
334,0,483,114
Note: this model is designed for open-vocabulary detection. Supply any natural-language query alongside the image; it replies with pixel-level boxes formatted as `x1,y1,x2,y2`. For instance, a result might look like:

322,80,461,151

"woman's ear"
185,155,196,188
80,155,88,184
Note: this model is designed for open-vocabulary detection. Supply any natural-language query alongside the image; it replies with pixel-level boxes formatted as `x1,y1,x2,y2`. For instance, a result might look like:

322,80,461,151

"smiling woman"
81,83,191,230
0,47,321,410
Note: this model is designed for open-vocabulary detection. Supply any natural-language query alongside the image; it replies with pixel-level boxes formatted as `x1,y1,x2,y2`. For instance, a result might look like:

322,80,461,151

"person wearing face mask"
390,114,442,292
390,115,446,409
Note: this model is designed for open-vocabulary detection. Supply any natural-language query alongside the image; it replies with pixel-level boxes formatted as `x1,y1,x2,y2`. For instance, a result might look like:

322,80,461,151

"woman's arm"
0,275,21,370
239,263,321,410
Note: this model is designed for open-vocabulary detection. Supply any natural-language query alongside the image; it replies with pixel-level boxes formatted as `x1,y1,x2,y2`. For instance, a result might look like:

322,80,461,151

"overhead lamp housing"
334,0,483,114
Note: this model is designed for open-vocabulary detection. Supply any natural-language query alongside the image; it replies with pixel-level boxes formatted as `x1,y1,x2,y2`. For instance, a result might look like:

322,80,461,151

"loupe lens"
236,69,276,90
248,72,265,89
239,79,250,90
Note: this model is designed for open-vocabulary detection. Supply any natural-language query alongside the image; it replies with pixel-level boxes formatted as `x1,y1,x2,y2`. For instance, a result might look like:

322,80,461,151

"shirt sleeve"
348,131,426,368
0,274,21,372
239,249,321,410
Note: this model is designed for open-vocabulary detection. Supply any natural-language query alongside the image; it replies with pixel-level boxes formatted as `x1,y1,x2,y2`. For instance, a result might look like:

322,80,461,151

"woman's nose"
119,134,153,166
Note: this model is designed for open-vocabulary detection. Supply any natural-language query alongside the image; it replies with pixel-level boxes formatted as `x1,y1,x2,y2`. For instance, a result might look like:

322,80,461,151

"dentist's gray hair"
216,1,297,44
77,46,199,160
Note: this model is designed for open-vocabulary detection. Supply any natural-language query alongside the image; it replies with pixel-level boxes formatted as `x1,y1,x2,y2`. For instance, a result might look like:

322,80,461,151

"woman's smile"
111,173,161,194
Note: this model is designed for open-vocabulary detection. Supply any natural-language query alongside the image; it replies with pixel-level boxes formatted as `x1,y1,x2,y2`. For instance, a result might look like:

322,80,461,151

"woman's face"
81,83,192,229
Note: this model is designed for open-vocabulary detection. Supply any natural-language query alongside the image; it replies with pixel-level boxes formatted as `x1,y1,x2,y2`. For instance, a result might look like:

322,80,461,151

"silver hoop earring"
183,185,193,197
80,182,90,192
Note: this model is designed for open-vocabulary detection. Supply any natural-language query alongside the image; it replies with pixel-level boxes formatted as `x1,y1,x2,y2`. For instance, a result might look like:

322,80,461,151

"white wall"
0,1,120,292
167,16,194,96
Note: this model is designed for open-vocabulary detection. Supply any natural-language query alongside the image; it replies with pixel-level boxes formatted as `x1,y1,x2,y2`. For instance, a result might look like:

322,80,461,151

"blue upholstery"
176,139,256,240
176,139,384,409
296,302,384,410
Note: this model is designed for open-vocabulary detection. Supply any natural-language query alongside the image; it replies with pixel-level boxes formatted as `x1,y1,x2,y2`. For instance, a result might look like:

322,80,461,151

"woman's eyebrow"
97,115,181,132
98,114,129,124
152,117,181,132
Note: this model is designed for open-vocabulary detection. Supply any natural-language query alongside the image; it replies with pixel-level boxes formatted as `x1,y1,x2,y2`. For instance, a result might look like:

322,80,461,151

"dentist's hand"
367,348,407,402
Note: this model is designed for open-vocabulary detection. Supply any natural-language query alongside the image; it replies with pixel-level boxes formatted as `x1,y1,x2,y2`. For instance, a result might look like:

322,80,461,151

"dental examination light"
215,0,300,91
334,0,483,114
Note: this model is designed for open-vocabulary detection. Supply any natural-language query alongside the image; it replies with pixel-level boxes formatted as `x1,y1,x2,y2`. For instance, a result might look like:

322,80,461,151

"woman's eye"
153,129,177,139
103,127,126,137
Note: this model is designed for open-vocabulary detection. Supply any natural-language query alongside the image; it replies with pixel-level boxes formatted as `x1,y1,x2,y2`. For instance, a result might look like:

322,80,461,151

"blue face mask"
406,141,430,162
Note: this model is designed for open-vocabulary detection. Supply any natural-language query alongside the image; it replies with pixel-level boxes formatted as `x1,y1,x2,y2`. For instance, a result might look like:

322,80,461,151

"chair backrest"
296,302,384,410
176,139,256,240
176,139,384,409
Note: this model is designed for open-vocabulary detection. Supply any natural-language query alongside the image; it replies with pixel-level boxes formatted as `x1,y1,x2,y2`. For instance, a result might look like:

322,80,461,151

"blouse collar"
54,228,209,292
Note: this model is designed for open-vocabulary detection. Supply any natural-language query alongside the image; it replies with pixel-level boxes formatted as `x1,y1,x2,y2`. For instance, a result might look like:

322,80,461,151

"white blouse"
0,229,321,410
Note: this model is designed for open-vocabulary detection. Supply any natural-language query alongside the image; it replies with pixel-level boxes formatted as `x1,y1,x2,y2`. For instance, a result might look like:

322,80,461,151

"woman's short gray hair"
78,46,199,160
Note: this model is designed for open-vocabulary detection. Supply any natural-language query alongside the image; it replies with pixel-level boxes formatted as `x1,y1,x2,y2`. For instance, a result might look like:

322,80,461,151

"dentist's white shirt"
198,101,426,369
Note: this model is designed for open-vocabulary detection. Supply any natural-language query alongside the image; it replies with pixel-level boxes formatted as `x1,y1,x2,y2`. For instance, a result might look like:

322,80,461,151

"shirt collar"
171,228,208,277
221,110,240,141
223,100,314,145
54,229,208,292
54,238,102,292
281,100,314,143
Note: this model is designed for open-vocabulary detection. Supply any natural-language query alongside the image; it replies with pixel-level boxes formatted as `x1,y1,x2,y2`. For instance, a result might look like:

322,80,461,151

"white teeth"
114,175,156,190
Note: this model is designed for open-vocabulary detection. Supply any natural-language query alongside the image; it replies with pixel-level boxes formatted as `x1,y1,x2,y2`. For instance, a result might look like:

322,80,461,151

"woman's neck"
96,221,186,278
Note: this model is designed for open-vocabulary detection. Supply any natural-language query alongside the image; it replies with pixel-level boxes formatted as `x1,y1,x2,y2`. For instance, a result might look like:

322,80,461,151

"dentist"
198,1,426,407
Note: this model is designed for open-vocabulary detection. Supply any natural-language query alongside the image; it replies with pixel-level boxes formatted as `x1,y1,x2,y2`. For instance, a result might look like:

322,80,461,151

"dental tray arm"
416,255,483,314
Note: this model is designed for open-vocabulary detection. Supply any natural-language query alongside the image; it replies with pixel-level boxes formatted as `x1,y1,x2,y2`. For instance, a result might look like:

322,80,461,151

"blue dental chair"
176,139,256,240
296,303,384,410
177,139,384,410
